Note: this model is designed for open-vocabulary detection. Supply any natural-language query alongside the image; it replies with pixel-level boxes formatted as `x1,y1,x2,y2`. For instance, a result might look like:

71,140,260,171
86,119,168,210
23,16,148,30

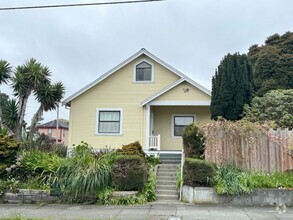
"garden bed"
182,186,293,206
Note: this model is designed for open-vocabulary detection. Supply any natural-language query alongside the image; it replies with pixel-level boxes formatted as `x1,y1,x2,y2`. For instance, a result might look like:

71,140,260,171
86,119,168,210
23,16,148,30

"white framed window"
95,108,123,135
172,114,195,138
133,59,154,83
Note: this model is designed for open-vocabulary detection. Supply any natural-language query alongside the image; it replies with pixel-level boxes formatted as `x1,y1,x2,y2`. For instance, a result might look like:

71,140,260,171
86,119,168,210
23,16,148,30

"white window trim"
171,114,196,139
133,59,154,83
95,108,123,136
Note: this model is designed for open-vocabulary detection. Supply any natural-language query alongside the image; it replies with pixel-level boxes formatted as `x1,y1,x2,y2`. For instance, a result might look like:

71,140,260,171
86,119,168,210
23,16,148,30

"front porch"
144,104,210,153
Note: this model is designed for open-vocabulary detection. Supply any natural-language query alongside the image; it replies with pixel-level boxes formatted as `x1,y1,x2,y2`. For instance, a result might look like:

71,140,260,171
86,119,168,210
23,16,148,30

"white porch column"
145,104,150,151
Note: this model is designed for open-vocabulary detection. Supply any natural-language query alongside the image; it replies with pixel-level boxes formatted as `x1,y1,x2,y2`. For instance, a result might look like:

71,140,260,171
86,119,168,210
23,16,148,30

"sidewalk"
0,203,292,220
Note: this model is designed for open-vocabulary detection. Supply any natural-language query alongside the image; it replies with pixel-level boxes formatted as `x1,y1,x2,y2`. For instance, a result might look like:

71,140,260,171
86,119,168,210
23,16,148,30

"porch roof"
140,78,211,107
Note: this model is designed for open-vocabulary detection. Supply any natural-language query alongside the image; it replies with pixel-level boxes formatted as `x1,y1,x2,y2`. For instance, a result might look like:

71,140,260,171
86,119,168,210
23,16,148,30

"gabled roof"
63,48,210,105
141,77,211,106
37,119,69,129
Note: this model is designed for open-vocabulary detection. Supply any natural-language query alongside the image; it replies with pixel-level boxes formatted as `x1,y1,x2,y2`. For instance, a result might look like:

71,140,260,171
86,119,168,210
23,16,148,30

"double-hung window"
96,109,123,135
173,115,195,137
134,60,154,83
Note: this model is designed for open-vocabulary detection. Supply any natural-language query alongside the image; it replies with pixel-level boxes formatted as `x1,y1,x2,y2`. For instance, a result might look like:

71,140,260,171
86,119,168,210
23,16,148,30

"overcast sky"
0,0,292,125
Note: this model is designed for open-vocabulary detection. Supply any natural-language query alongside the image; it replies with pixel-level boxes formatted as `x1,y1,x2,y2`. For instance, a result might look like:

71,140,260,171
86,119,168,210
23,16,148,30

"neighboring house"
63,49,211,153
37,119,69,146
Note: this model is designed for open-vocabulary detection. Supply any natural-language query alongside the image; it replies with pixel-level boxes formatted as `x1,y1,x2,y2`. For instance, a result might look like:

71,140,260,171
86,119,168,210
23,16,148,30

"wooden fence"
205,128,293,173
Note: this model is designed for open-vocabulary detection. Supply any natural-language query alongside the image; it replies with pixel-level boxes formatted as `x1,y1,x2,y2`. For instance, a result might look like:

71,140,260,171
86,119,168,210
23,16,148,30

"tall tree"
248,31,293,96
11,58,51,140
2,98,18,131
29,81,65,138
0,60,12,130
211,53,253,120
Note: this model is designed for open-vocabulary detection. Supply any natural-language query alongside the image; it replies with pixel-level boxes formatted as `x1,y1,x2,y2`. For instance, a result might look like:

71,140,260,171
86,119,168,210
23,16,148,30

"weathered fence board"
205,129,293,173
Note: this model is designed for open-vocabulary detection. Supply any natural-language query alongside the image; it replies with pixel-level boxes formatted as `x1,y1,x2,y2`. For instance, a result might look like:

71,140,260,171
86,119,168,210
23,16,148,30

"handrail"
179,149,185,201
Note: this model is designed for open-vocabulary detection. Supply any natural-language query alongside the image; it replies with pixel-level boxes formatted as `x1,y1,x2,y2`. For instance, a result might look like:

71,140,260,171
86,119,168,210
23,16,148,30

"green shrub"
214,165,254,195
214,165,293,195
146,155,160,167
96,169,156,205
250,172,293,189
0,134,20,175
183,158,216,187
117,141,146,158
17,150,63,183
58,142,112,202
176,167,183,189
141,169,156,202
112,155,148,191
182,123,205,158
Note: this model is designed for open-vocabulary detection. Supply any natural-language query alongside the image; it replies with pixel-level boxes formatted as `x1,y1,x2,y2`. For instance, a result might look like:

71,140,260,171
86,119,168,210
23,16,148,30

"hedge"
183,158,216,187
112,155,148,191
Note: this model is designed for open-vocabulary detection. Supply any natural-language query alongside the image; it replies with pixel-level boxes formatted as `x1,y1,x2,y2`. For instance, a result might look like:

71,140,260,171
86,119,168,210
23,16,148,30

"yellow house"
63,49,211,154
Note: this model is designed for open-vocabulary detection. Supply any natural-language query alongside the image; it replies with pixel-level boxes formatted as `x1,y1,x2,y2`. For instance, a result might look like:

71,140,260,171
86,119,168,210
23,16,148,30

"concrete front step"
156,185,177,190
157,169,177,173
159,157,181,161
156,194,178,200
159,154,181,158
156,189,178,195
156,172,176,177
158,163,178,168
160,160,181,164
157,180,176,186
159,154,181,164
157,176,176,181
150,200,183,205
157,165,179,170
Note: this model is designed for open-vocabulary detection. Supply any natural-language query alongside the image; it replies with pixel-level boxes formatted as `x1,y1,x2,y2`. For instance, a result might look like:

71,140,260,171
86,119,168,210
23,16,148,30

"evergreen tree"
211,53,253,120
248,31,293,96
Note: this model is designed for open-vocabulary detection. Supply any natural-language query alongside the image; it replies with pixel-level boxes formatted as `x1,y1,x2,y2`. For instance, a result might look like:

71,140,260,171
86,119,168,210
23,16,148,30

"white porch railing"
149,134,160,151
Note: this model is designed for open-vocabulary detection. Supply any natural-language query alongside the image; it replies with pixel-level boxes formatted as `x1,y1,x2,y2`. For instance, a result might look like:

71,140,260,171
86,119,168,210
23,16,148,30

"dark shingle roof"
38,119,69,129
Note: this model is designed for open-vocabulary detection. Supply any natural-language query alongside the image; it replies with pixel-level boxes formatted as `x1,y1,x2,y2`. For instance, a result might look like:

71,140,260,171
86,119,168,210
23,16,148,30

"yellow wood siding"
68,55,180,148
154,81,211,102
153,106,210,151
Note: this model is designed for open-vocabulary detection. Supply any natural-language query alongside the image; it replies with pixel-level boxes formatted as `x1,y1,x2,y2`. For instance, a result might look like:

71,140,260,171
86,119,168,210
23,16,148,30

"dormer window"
134,60,154,83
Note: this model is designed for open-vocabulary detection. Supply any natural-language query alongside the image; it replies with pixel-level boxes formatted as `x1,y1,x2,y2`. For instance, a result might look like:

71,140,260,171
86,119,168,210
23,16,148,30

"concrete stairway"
156,163,179,201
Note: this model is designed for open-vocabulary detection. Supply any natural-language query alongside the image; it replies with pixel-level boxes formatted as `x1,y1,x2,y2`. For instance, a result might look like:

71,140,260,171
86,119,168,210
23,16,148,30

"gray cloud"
0,0,292,124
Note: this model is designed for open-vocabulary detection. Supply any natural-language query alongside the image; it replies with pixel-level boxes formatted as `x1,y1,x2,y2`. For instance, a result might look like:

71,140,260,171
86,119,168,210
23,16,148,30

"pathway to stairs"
155,153,181,203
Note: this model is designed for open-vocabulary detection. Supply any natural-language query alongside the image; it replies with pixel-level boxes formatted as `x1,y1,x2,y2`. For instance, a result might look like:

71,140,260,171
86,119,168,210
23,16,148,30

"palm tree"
0,60,12,130
29,81,65,138
11,58,51,140
2,99,18,132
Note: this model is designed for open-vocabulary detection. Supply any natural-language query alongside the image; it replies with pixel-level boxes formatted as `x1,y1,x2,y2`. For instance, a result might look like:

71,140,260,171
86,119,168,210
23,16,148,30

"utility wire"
0,0,165,11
